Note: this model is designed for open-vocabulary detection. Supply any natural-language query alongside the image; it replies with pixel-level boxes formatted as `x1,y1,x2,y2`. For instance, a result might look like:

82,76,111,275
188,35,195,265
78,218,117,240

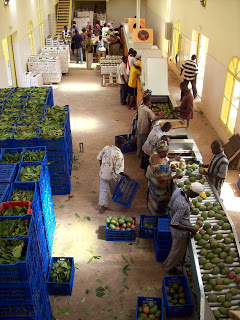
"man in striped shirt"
180,55,198,99
200,140,229,194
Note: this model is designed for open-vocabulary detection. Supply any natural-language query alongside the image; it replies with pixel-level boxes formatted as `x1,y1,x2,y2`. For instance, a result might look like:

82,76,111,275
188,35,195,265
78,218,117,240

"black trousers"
183,79,197,98
140,151,150,174
120,84,127,105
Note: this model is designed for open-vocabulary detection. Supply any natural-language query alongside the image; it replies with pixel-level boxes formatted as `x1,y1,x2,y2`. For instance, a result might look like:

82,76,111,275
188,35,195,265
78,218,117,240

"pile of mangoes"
106,216,135,231
165,283,187,305
137,300,162,320
151,103,175,119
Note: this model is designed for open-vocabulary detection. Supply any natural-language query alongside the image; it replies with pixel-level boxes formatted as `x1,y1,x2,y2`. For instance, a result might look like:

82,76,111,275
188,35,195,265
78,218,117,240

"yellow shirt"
128,66,141,88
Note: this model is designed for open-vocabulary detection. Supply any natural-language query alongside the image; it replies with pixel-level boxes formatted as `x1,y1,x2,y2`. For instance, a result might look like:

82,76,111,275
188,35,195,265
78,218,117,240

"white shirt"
137,105,157,134
97,145,124,181
127,56,137,75
102,27,109,36
142,126,164,156
118,62,127,84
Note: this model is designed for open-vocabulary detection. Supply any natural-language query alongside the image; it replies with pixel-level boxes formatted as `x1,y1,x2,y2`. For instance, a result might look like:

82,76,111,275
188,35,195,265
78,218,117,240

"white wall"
144,0,240,143
0,57,9,88
107,0,146,28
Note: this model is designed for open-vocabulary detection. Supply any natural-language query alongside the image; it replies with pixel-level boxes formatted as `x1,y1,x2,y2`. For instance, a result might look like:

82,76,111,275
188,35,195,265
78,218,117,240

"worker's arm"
171,224,197,235
203,170,224,181
120,75,127,85
199,163,209,168
157,173,181,183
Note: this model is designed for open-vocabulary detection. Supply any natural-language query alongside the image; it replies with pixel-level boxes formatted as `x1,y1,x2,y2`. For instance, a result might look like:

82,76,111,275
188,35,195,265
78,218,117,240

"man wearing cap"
163,182,206,273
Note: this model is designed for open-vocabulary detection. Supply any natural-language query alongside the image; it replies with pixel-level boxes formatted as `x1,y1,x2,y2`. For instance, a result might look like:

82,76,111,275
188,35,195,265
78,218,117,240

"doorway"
2,36,17,87
191,30,209,97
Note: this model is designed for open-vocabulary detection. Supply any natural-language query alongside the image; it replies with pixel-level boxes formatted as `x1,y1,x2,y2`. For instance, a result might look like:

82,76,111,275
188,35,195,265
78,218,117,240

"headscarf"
154,140,169,154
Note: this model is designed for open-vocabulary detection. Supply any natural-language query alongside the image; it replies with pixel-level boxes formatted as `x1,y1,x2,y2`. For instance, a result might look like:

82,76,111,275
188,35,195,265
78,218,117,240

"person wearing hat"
127,60,142,109
163,182,206,273
148,140,181,215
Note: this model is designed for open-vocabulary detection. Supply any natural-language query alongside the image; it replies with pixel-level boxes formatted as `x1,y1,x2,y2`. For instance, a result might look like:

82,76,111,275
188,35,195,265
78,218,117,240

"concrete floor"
50,60,240,320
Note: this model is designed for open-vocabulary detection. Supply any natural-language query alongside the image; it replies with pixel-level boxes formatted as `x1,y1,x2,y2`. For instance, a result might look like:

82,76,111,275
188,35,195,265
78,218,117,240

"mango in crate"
106,216,135,231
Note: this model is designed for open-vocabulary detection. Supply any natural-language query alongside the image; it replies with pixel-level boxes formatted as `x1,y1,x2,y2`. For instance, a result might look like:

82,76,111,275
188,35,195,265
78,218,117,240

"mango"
208,294,217,303
150,306,158,314
206,228,213,236
198,239,206,246
204,263,213,270
225,256,234,264
206,252,214,260
217,295,225,303
200,249,207,256
224,237,232,244
208,279,216,287
211,257,220,264
199,257,207,265
179,298,186,304
203,222,211,230
208,211,215,218
192,208,200,215
216,277,223,285
194,233,202,241
221,267,230,275
214,285,223,292
229,250,237,258
230,288,238,296
204,284,212,292
213,310,221,319
222,223,231,230
184,179,190,185
109,224,116,230
212,267,220,275
219,307,227,315
223,278,230,285
202,274,210,281
213,224,220,231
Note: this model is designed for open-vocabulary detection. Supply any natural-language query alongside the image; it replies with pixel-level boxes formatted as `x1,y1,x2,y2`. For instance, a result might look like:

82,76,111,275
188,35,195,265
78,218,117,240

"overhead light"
4,0,10,6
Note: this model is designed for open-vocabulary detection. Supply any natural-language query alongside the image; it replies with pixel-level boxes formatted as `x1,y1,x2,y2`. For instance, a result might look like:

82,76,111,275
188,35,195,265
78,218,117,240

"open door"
2,36,17,87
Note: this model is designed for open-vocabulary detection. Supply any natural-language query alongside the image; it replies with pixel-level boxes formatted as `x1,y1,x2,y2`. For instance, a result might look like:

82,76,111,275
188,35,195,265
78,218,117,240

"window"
172,20,181,63
164,0,171,53
37,0,44,49
220,57,240,134
29,21,36,55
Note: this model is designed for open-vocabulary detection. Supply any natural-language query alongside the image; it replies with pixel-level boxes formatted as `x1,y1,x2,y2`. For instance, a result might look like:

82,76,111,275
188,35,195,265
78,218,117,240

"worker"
97,136,130,214
180,54,198,99
136,95,161,157
62,26,70,43
72,31,83,64
85,33,93,70
163,182,206,273
200,140,229,195
127,50,137,76
70,21,78,35
127,60,141,109
175,86,193,127
118,56,128,106
141,122,172,172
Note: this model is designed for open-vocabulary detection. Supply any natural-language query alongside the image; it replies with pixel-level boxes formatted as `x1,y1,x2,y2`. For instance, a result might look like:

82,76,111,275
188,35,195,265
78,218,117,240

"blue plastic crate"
48,162,69,175
238,174,240,190
162,275,194,318
136,296,163,320
153,230,171,262
0,163,18,183
0,300,36,318
0,147,24,164
115,134,136,153
106,217,136,241
47,257,75,295
13,131,39,148
15,161,44,183
49,172,71,186
51,183,71,195
22,146,47,163
0,283,35,303
38,132,68,151
46,148,68,163
0,215,34,240
0,136,14,149
7,182,39,212
0,183,10,203
157,218,172,247
113,177,140,208
140,214,170,239
0,237,41,284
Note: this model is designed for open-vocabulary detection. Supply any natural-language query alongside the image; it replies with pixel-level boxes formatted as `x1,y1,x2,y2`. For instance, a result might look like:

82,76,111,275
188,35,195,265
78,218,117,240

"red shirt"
180,91,193,120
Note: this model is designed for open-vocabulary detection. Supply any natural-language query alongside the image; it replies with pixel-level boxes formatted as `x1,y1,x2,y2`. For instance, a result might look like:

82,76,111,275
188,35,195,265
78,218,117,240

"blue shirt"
72,34,83,49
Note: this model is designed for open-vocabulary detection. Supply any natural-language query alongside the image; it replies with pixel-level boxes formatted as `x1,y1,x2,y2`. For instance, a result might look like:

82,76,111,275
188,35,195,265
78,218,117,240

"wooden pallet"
102,74,118,87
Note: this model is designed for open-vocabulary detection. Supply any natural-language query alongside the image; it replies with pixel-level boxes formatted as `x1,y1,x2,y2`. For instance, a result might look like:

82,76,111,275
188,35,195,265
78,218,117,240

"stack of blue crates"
40,105,72,195
0,186,53,317
0,146,56,318
0,87,72,195
153,218,172,262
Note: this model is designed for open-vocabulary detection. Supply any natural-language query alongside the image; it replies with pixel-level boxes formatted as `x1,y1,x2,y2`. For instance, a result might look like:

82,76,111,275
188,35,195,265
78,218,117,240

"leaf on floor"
136,239,140,246
56,224,60,229
96,164,100,167
122,255,128,263
76,181,81,184
96,279,102,283
101,235,106,242
124,284,129,289
122,278,127,284
88,247,94,254
75,213,81,220
65,312,70,316
72,175,79,179
83,216,91,221
146,286,151,291
83,307,94,315
59,205,65,208
135,290,139,295
74,263,79,269
122,264,131,276
136,246,145,250
119,295,124,302
87,257,93,264
89,191,96,194
80,298,85,303
106,285,112,294
93,255,101,260
130,257,134,264
92,200,97,204
85,288,92,294
115,119,119,121
68,297,72,305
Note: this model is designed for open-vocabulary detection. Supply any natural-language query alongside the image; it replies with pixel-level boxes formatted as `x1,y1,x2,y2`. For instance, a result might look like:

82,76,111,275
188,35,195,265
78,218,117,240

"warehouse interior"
0,0,240,320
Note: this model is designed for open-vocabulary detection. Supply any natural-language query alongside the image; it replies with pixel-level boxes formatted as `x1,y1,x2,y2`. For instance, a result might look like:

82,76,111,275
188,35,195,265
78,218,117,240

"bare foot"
99,206,107,214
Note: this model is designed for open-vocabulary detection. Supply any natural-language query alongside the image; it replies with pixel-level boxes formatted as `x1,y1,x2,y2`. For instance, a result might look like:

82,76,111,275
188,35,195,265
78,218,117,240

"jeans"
184,79,197,98
75,48,83,63
120,84,127,105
